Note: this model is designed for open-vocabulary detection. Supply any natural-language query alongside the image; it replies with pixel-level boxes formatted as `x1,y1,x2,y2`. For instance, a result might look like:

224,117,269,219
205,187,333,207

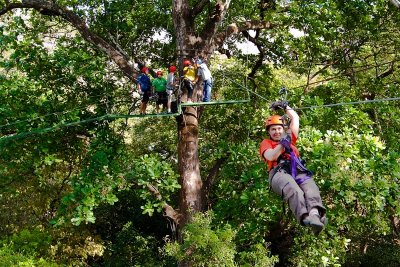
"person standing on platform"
152,70,168,113
183,59,196,103
166,65,177,113
196,59,213,102
137,67,152,115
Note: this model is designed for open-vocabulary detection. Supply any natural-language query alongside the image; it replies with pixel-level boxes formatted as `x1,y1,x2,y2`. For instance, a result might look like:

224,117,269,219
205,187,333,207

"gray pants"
269,169,325,223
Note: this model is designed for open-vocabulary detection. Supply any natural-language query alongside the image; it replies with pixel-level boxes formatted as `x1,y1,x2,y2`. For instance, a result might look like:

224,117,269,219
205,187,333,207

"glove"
269,100,288,111
280,134,292,151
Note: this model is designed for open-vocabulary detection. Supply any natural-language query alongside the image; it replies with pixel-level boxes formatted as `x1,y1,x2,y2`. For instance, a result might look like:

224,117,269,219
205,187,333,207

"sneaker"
303,214,325,234
320,215,328,227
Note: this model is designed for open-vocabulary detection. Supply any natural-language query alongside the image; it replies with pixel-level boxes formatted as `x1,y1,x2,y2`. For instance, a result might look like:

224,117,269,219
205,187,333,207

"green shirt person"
152,71,168,113
152,73,167,92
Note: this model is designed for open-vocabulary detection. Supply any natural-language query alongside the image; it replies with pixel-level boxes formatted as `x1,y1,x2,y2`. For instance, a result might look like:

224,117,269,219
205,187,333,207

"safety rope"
0,92,112,129
0,72,253,141
219,70,265,101
1,69,399,142
293,97,400,110
0,115,110,143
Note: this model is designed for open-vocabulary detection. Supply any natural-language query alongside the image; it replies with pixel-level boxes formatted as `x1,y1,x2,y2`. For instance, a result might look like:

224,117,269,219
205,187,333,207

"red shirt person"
259,101,327,234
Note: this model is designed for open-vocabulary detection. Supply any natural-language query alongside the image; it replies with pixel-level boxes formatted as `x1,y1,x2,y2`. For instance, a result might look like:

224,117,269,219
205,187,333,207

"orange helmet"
265,115,284,130
156,70,163,76
169,65,177,72
183,59,191,66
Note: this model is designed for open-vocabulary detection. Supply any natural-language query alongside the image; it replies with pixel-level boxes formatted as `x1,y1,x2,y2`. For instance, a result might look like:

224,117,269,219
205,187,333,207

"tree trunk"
172,0,205,230
177,107,204,226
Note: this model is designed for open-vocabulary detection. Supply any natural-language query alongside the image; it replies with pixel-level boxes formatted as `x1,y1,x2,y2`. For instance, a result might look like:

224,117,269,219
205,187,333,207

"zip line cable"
3,56,396,129
1,69,399,142
219,70,269,101
0,74,253,142
2,94,399,143
0,105,97,129
220,70,400,111
293,97,400,110
0,115,111,143
0,92,121,129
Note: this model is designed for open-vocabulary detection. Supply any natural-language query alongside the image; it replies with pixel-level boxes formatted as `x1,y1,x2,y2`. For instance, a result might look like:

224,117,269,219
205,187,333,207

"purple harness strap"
290,150,312,185
290,150,297,179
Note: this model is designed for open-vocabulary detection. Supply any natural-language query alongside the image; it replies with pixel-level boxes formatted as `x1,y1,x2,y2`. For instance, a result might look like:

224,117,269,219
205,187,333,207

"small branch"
0,0,137,81
147,184,182,225
212,20,275,49
216,47,232,58
309,60,340,81
203,156,229,208
192,0,210,17
377,61,395,80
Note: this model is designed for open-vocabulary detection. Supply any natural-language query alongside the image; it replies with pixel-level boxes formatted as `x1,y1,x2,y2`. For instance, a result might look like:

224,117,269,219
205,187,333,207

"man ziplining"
259,100,328,234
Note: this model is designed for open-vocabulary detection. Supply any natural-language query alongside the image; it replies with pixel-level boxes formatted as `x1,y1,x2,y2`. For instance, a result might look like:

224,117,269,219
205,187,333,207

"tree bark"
172,0,205,229
177,108,203,225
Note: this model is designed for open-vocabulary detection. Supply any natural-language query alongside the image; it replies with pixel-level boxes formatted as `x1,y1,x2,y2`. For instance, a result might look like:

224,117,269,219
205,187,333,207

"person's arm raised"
286,106,299,138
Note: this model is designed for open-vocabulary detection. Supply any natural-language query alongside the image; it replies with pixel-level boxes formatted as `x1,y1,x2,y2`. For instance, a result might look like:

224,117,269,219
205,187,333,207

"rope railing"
2,64,400,142
0,73,253,142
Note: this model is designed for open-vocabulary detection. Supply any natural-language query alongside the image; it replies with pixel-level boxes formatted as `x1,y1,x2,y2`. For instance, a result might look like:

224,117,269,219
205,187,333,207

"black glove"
269,100,288,111
280,134,292,151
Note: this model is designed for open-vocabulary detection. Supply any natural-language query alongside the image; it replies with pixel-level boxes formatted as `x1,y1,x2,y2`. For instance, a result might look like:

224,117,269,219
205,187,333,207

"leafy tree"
1,0,400,266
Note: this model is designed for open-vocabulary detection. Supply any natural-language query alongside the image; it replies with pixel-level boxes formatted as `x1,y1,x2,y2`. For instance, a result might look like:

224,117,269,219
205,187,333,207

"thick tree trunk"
177,108,204,226
172,1,205,230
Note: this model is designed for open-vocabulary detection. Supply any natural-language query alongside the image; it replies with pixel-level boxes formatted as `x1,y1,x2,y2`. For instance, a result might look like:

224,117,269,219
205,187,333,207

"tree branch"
242,30,264,79
377,61,395,80
203,156,229,208
147,184,182,225
0,0,136,81
200,1,229,43
192,0,210,17
0,2,24,15
212,20,275,49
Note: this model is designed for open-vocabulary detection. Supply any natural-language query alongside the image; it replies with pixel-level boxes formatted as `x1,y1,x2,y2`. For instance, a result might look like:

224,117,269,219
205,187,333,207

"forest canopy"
0,0,400,266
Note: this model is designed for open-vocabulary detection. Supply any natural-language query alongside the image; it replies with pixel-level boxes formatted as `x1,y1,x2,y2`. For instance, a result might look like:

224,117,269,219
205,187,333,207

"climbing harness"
270,150,313,185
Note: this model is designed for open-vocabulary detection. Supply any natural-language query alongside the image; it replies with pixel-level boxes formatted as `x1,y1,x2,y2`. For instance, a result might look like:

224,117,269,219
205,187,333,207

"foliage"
128,154,181,216
53,127,125,226
292,127,400,266
102,222,171,267
0,245,59,267
165,212,236,266
236,243,279,267
288,234,349,267
165,212,279,266
1,0,400,266
347,236,400,267
0,230,59,267
1,229,52,257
